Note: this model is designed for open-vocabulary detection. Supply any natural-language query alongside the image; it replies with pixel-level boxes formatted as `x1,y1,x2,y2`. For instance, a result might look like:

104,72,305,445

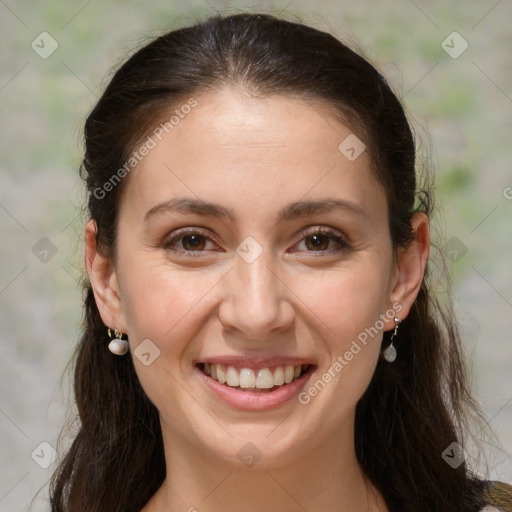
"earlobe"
85,219,127,332
388,212,430,322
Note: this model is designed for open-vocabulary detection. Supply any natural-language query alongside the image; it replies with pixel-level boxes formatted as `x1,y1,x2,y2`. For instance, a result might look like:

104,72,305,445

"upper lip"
195,356,315,369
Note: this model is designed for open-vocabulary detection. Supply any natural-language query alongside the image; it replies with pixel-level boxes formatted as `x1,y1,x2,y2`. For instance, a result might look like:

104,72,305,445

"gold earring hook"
390,317,400,342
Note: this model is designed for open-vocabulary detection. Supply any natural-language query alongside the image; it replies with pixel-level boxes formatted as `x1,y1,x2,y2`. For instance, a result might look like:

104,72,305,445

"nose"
218,244,294,341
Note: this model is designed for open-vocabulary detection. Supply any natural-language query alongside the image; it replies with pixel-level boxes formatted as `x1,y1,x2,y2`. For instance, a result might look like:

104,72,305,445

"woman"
49,12,512,512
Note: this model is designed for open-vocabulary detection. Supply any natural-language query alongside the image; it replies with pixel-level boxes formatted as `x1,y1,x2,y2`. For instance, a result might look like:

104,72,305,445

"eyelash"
162,226,349,258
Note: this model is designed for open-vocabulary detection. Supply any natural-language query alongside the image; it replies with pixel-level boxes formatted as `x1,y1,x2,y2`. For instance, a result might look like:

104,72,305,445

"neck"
142,416,387,512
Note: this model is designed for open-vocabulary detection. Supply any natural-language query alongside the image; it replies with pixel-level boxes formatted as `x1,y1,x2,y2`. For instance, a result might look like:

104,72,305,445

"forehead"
120,88,386,224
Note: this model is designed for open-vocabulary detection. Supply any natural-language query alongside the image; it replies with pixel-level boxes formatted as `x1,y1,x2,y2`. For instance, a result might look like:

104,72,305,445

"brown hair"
49,13,511,512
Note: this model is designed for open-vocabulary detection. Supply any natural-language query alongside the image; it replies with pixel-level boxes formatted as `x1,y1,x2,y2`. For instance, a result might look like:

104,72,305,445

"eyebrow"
143,197,369,224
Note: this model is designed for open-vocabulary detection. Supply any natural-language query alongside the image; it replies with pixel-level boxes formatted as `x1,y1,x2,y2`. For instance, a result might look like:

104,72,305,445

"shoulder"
479,480,512,512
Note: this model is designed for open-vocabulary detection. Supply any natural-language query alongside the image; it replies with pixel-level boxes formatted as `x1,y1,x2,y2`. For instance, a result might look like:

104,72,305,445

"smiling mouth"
197,362,313,392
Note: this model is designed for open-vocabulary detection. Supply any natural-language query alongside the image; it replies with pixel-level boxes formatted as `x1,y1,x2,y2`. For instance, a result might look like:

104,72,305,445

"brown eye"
163,229,217,257
181,234,207,251
304,233,331,251
292,227,349,254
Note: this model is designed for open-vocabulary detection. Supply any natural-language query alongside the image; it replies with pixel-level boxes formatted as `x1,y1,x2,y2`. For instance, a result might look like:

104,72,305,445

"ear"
85,219,127,332
387,212,430,324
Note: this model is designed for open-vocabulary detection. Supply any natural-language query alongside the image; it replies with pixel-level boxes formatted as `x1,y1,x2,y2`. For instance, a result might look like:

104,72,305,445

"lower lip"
196,365,316,411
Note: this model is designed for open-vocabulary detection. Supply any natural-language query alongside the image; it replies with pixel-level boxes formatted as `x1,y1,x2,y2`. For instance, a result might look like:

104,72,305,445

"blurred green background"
1,0,511,510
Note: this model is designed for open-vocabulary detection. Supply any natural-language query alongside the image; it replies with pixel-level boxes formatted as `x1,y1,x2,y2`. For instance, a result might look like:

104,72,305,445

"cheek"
295,256,391,340
119,258,218,347
118,240,391,405
117,258,222,411
295,257,390,395
119,247,392,358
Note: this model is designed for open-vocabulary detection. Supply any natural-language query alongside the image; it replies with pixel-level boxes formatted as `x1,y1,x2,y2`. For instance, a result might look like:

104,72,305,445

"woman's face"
101,88,412,467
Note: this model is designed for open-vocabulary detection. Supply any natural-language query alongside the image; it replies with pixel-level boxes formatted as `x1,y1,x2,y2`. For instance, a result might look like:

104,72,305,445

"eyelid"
290,225,349,254
162,227,219,255
162,225,349,257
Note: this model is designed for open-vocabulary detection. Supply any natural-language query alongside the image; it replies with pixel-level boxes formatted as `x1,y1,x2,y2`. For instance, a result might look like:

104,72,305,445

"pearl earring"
383,317,400,363
107,328,129,355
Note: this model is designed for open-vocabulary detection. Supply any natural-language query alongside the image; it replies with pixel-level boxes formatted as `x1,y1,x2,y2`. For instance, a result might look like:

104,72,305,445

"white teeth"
217,365,226,384
256,368,274,388
202,363,309,389
239,368,256,388
273,366,285,385
284,365,295,384
226,365,239,387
